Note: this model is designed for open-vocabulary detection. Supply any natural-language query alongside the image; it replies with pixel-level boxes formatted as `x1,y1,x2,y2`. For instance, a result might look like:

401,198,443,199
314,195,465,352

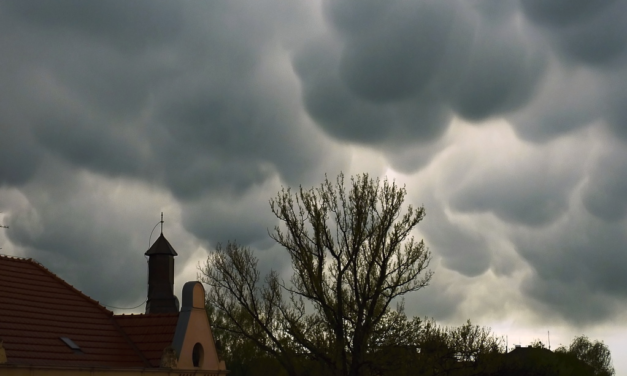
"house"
489,346,596,376
0,231,227,375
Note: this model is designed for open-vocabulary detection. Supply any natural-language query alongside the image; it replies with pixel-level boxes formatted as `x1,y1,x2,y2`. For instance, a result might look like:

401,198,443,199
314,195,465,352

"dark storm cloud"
0,0,345,195
332,1,456,103
5,163,157,307
289,0,627,327
293,0,548,156
509,66,603,143
581,140,627,222
3,0,627,335
515,0,627,141
3,0,182,51
293,0,627,154
604,66,627,140
293,1,456,147
292,35,451,148
150,59,338,199
423,211,491,278
417,126,627,324
402,123,620,323
434,2,547,122
519,0,613,27
448,144,584,227
0,0,344,306
414,189,492,277
181,182,280,247
514,211,627,323
521,0,627,65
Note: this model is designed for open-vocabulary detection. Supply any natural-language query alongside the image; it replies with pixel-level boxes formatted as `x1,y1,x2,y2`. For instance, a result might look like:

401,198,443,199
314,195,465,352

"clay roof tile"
0,255,157,368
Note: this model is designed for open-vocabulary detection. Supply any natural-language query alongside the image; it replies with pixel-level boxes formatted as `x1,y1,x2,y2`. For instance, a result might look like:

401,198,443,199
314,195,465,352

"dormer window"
60,337,83,354
192,343,203,368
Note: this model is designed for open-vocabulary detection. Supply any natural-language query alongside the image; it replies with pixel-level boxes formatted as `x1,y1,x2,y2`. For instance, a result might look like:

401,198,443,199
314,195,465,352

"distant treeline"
207,309,614,376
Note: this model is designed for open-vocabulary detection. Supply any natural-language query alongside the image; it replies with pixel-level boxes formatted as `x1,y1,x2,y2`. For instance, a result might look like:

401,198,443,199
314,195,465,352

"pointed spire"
160,212,163,235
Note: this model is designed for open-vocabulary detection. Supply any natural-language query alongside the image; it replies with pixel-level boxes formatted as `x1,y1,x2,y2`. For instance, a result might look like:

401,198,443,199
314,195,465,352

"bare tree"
200,173,432,376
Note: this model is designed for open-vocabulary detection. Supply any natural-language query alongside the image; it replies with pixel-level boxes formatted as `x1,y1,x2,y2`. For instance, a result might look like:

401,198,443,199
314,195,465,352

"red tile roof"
0,255,179,369
115,313,179,367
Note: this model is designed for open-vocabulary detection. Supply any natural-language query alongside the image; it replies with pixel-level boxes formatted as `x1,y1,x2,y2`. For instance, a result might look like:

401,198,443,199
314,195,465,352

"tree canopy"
200,173,432,376
556,335,615,376
200,173,615,376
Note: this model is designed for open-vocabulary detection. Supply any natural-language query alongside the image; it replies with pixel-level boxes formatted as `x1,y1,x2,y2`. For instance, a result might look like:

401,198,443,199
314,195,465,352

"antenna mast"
148,213,165,249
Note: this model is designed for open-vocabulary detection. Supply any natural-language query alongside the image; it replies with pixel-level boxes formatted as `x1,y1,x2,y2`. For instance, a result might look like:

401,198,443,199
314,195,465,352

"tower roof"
145,233,178,256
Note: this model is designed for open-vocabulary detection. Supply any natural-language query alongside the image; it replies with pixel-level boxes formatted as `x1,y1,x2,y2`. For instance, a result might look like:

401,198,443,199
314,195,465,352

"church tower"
145,216,179,314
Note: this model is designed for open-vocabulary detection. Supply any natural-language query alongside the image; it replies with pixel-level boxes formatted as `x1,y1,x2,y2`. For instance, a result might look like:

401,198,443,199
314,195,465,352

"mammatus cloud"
521,0,627,65
295,0,547,153
1,4,627,372
409,122,627,325
0,0,343,304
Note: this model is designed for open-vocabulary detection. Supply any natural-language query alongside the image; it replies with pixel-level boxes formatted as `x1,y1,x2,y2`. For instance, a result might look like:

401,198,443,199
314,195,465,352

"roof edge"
0,254,114,316
110,315,153,368
0,364,228,374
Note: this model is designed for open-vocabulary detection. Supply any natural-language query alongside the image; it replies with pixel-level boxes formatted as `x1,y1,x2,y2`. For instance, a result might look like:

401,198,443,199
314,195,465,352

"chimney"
145,233,179,314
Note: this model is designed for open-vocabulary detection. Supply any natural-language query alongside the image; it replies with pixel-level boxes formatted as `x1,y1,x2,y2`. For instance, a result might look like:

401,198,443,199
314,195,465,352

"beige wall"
176,283,224,371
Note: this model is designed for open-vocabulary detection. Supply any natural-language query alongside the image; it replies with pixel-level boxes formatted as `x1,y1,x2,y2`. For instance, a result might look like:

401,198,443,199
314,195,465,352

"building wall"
0,365,227,376
175,283,224,371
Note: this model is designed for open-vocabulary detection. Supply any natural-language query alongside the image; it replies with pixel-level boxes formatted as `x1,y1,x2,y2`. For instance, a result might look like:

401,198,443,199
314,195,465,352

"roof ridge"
0,254,114,316
114,312,180,317
0,253,38,262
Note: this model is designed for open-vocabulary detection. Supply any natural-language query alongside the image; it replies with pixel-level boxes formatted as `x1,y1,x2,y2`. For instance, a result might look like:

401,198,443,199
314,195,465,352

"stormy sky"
1,0,627,370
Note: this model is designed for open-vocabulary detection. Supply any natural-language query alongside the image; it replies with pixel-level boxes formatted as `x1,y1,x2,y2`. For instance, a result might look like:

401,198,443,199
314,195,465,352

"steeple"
145,215,179,314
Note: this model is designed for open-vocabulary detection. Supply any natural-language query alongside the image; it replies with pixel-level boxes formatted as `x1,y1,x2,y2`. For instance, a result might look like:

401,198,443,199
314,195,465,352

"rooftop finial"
160,212,164,234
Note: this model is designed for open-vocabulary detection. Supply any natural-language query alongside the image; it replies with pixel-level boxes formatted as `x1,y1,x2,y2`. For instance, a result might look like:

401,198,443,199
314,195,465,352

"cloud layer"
2,4,627,362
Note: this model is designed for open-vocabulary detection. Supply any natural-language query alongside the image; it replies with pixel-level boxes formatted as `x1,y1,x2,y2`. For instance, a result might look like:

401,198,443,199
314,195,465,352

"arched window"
192,343,204,368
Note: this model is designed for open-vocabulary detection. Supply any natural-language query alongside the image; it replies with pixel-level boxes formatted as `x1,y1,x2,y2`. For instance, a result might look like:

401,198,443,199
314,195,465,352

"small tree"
201,173,432,376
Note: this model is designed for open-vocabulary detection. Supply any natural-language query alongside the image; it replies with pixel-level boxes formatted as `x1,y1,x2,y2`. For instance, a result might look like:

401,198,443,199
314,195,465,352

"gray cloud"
0,0,344,196
435,2,547,121
333,1,456,103
0,0,344,308
3,0,183,52
509,65,604,142
582,140,627,222
293,0,548,158
604,66,627,140
514,209,627,323
293,35,452,148
448,147,584,227
521,0,627,65
2,1,627,359
181,180,281,247
4,161,168,307
418,191,492,277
